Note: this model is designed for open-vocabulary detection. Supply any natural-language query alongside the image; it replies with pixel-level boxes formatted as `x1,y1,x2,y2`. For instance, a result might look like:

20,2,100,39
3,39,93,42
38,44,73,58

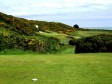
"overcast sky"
0,0,112,29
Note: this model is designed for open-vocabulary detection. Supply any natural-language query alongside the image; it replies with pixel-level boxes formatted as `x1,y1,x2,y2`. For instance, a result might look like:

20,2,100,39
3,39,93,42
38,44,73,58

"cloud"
1,0,112,16
0,0,112,27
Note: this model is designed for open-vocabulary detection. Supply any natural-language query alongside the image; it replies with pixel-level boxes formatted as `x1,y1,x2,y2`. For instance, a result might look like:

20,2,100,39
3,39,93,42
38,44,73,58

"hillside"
1,12,76,53
0,12,75,35
32,20,75,34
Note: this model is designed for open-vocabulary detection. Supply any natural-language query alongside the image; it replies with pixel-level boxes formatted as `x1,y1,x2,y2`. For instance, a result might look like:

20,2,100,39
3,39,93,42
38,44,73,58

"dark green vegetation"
73,24,79,29
0,53,112,84
75,34,112,53
69,30,112,53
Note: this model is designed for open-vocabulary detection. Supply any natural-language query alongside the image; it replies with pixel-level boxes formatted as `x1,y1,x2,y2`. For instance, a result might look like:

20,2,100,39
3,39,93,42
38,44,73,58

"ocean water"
84,27,112,30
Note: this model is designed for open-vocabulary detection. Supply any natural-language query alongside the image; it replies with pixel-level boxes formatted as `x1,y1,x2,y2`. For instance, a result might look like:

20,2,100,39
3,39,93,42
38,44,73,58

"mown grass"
0,53,112,84
0,49,38,55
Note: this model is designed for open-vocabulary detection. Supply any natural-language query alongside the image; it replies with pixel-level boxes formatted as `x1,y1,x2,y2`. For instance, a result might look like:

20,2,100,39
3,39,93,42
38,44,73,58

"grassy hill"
0,12,75,35
33,20,75,34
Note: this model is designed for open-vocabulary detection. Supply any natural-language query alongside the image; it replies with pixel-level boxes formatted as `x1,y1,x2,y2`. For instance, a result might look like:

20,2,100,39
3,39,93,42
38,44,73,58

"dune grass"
0,53,112,84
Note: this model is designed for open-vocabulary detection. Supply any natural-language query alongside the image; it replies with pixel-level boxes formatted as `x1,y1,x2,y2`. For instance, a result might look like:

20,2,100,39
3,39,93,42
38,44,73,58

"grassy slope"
0,53,112,84
33,20,75,34
0,12,75,36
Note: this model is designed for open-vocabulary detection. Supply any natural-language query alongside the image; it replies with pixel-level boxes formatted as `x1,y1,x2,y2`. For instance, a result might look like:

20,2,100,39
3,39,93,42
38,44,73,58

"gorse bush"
75,34,112,53
0,33,15,50
0,12,38,35
0,33,61,53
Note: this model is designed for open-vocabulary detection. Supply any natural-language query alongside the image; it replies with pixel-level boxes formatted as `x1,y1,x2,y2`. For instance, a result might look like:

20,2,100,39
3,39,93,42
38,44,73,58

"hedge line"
75,34,112,53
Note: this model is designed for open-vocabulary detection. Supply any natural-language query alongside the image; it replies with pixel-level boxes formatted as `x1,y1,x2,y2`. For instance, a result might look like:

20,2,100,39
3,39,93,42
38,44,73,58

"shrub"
75,34,112,53
69,39,77,45
73,24,79,29
0,33,61,53
0,33,15,50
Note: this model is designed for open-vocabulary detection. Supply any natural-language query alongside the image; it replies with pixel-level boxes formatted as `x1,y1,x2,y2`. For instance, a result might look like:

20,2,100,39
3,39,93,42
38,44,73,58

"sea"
84,27,112,30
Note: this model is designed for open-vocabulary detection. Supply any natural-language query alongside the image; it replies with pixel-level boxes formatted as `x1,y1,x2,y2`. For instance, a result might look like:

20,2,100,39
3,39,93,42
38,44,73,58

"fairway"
0,53,112,84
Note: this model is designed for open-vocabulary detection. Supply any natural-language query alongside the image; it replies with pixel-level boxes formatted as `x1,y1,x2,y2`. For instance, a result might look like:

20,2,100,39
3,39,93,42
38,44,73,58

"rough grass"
0,53,112,84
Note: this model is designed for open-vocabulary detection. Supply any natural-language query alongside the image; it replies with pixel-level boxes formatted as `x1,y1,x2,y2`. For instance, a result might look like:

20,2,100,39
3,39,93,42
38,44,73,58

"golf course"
0,12,112,84
0,53,112,84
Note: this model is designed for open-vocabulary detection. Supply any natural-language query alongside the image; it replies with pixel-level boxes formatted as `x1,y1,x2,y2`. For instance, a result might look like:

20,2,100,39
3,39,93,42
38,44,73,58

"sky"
0,0,112,29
